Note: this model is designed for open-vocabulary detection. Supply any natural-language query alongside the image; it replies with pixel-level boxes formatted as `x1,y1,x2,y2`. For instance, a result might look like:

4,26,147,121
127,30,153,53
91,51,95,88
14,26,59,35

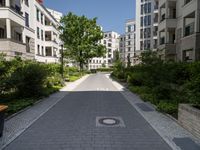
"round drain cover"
99,118,120,126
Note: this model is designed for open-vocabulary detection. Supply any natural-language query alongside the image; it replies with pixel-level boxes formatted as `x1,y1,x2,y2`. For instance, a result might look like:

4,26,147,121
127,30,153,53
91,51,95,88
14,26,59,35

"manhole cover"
96,116,125,127
99,118,120,125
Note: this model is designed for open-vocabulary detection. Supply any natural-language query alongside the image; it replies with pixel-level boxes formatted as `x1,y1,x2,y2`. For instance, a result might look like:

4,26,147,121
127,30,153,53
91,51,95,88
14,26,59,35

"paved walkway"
1,73,200,150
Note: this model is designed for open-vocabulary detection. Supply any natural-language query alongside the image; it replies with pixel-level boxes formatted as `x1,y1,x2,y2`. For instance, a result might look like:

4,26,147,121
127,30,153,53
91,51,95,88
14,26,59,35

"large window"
144,15,151,26
25,12,29,27
36,9,40,21
140,17,143,27
41,13,44,24
185,23,194,37
127,25,132,32
183,50,193,62
37,27,40,39
0,28,5,38
41,30,44,41
26,36,30,52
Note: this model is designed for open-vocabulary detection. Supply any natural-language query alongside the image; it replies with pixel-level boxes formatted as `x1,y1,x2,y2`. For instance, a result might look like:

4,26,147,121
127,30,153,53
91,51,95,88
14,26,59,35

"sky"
44,0,136,34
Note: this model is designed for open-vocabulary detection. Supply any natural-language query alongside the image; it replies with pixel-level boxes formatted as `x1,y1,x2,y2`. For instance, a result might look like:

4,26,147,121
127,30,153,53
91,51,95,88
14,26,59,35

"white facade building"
0,0,62,63
47,8,63,23
34,1,62,63
119,34,126,63
125,19,136,66
88,31,120,70
158,0,200,62
0,0,35,59
135,0,159,55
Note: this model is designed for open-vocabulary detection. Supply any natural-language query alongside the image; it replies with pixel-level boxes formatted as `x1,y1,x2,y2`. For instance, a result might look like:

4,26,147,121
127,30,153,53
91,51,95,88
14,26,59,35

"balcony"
158,18,176,31
0,0,24,26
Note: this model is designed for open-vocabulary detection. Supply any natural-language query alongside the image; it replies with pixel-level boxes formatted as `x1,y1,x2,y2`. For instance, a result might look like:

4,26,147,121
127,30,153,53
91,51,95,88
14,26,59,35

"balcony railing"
10,5,23,16
0,0,23,16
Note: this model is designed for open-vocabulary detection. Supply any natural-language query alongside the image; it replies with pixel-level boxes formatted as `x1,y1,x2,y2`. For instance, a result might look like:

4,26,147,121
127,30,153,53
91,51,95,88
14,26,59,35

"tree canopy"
59,12,106,70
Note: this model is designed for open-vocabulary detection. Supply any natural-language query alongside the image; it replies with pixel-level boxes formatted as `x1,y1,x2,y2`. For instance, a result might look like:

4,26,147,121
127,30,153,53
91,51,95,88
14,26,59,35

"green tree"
59,12,106,71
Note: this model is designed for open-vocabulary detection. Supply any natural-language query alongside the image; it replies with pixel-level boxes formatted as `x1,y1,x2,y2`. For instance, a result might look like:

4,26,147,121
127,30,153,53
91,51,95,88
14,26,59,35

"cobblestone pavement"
4,73,173,150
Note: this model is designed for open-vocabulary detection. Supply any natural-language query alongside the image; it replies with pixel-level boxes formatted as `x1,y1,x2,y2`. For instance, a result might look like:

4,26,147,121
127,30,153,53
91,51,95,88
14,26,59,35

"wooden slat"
0,105,8,112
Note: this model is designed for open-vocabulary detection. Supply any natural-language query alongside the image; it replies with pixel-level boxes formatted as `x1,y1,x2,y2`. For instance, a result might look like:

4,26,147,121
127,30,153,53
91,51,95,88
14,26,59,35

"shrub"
96,68,113,72
157,101,178,115
10,62,49,97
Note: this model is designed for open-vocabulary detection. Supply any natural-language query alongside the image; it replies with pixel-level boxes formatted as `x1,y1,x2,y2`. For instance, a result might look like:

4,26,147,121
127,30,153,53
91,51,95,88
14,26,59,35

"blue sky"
44,0,136,34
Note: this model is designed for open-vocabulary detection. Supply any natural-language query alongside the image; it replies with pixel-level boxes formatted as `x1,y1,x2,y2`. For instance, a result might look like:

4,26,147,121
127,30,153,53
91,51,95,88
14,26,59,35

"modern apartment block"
88,31,120,70
0,0,62,63
135,0,159,54
119,34,126,63
158,0,200,62
158,0,177,60
0,0,35,59
125,19,136,66
33,1,62,63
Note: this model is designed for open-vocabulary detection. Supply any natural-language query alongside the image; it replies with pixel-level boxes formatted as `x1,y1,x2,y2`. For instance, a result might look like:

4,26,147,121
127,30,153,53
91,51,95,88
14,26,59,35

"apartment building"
125,19,136,66
119,34,126,63
88,31,120,70
0,0,35,59
158,0,200,62
47,8,63,23
158,0,177,60
135,0,159,55
0,0,62,63
34,1,62,63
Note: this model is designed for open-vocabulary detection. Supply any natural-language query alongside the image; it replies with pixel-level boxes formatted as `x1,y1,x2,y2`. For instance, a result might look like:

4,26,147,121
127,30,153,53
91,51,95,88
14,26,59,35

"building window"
25,0,29,6
183,49,193,62
148,3,151,13
37,45,40,55
185,23,194,37
127,25,132,32
46,47,52,56
41,46,44,56
140,17,143,27
41,30,44,41
36,9,40,21
26,36,30,53
37,27,40,39
41,13,44,24
0,28,5,38
25,12,29,27
15,32,22,42
108,43,112,47
0,0,5,6
141,4,144,15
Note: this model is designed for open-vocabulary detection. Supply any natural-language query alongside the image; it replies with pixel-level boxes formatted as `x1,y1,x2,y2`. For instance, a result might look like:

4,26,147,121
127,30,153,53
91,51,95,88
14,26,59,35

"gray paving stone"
4,73,172,150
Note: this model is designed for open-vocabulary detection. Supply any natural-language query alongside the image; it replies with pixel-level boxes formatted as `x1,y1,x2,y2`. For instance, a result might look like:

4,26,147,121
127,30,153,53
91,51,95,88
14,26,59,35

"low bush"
10,62,49,97
112,51,200,116
157,101,178,116
96,68,113,72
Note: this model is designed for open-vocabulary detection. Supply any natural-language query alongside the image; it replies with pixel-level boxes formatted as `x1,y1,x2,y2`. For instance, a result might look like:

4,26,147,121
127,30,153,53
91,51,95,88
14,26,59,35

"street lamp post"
60,44,64,79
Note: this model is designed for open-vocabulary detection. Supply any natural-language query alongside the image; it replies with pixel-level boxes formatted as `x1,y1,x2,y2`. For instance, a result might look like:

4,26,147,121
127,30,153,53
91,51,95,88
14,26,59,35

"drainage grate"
173,137,200,150
136,103,154,112
96,116,125,127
